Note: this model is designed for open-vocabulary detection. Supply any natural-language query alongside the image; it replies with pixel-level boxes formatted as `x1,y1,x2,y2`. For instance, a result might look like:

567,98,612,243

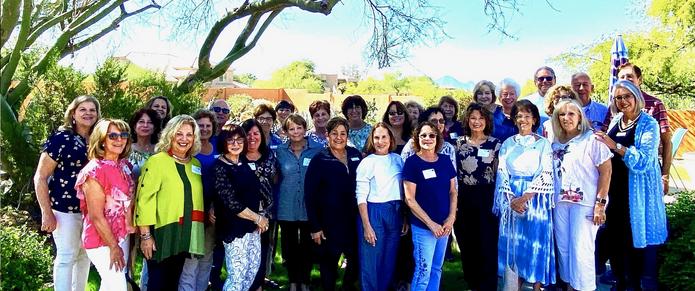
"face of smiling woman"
372,126,391,155
467,110,486,135
328,124,348,152
171,123,194,157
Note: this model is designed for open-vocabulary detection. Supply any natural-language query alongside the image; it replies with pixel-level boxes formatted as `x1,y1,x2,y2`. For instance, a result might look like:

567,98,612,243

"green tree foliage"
92,58,141,120
254,60,324,93
233,73,258,86
226,94,255,123
550,0,695,109
0,207,53,290
659,191,695,290
345,73,472,108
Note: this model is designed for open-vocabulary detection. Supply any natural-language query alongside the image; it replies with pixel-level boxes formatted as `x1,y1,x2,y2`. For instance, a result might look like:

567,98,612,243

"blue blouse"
43,130,89,213
275,137,324,221
491,107,518,143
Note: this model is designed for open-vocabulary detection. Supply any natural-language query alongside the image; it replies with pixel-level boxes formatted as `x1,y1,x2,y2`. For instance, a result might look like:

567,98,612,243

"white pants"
223,231,261,291
85,238,130,291
553,203,599,291
179,225,216,291
52,210,91,291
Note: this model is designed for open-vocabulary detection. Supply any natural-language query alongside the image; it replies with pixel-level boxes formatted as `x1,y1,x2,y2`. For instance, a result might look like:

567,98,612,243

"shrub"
0,208,53,290
659,191,695,290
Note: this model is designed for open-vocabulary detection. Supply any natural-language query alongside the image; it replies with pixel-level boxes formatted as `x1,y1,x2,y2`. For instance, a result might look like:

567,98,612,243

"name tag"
248,163,257,171
422,169,437,179
477,149,491,158
214,154,221,159
350,156,360,162
449,132,458,139
191,165,202,175
616,132,627,137
302,158,311,166
270,145,278,150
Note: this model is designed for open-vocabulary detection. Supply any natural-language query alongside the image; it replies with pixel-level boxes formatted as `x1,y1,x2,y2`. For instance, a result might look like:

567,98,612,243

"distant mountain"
435,75,474,91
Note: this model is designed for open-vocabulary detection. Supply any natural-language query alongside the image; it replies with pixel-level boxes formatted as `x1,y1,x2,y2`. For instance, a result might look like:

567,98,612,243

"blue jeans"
411,224,449,291
358,201,402,291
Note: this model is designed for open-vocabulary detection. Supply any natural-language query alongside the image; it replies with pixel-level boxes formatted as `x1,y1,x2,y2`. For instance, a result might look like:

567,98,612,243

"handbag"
502,208,519,291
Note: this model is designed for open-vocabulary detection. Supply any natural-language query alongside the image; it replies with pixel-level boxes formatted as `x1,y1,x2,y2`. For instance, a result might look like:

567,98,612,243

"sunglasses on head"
107,132,130,140
419,133,437,139
388,110,404,116
212,107,230,114
537,76,554,82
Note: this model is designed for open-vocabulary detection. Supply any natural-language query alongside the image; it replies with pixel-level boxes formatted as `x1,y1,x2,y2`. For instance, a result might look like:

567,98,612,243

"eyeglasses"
536,76,554,82
428,118,446,125
107,132,130,140
419,133,437,139
614,94,634,101
256,116,274,123
227,137,245,145
212,107,230,114
515,115,534,120
388,110,404,116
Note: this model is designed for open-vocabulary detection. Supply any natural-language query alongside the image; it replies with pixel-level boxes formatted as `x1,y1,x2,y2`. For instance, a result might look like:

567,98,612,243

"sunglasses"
107,132,130,140
388,110,404,116
428,118,446,125
419,133,437,139
212,107,231,114
536,76,554,82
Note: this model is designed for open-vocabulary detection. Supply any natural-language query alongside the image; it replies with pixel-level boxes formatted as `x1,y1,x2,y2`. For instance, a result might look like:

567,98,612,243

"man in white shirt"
523,66,556,119
571,72,609,130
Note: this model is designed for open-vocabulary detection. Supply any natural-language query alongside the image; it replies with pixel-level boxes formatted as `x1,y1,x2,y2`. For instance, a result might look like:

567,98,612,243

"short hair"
275,100,296,112
534,66,556,79
217,124,246,155
618,62,642,79
610,79,645,116
208,99,230,110
253,103,277,121
418,107,444,124
128,108,161,144
155,115,201,158
327,117,349,134
462,103,494,136
364,122,397,154
438,95,459,120
570,72,592,82
62,95,101,131
87,119,131,160
497,78,521,98
309,100,331,117
551,99,593,143
544,84,579,115
473,80,497,104
241,118,268,156
412,121,444,153
282,114,307,132
341,95,368,119
404,100,424,114
145,96,173,118
511,100,541,132
381,101,412,142
192,109,219,137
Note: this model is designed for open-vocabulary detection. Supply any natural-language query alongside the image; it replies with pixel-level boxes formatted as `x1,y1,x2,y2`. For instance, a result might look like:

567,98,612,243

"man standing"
571,72,609,130
524,66,556,119
209,99,231,134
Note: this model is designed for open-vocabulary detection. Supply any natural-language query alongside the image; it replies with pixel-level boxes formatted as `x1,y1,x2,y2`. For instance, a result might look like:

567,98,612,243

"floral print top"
42,130,89,213
75,159,135,249
242,152,277,218
348,123,372,152
455,136,502,186
306,129,328,148
128,148,154,180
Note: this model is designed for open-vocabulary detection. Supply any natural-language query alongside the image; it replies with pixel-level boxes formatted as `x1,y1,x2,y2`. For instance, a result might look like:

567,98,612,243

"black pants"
250,220,278,290
319,243,358,291
454,184,498,291
209,244,225,290
146,253,187,290
280,220,313,284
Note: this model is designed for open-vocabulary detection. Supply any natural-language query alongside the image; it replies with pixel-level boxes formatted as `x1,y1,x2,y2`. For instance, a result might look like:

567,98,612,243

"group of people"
34,62,669,291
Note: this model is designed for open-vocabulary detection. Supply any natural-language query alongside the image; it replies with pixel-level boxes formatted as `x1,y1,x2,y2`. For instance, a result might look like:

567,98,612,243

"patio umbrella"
609,34,629,102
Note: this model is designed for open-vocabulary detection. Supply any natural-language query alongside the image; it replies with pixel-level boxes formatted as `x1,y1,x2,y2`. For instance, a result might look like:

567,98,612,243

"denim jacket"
275,137,324,221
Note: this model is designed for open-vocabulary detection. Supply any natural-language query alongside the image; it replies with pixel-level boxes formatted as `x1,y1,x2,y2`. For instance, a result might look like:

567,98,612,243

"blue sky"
64,0,653,85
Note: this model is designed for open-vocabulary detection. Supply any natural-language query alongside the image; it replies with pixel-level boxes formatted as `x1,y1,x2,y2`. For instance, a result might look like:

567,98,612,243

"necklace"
171,153,189,163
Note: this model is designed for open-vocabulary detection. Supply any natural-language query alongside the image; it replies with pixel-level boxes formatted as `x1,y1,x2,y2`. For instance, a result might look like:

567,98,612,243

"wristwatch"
615,143,623,151
596,197,608,205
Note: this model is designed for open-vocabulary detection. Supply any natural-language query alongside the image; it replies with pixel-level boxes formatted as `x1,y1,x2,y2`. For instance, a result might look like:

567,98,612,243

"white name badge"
422,168,437,179
350,156,360,162
270,145,278,150
191,165,202,175
248,163,257,171
214,154,221,159
616,132,627,137
449,132,458,139
303,158,311,166
477,149,491,158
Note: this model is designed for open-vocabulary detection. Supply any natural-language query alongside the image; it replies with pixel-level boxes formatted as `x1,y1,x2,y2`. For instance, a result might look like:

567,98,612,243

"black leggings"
279,221,314,284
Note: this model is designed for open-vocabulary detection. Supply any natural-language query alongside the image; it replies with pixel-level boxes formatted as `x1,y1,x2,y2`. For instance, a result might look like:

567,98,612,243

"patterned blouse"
75,159,135,249
348,123,372,152
128,148,154,180
42,129,89,213
306,129,328,148
455,136,502,186
242,152,277,218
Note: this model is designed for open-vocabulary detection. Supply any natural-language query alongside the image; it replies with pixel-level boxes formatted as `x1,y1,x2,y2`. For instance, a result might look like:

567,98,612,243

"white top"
523,91,549,118
551,131,613,207
355,153,404,204
542,119,554,142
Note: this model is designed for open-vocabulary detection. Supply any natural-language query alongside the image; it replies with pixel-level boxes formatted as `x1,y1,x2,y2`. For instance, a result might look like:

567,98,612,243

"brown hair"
462,103,493,136
364,122,397,154
87,119,131,160
412,121,443,153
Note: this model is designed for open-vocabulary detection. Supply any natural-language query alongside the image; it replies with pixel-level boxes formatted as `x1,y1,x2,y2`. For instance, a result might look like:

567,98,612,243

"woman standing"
492,78,521,142
550,99,612,291
305,117,362,291
213,124,271,291
454,103,502,291
541,84,579,140
276,114,324,291
493,100,555,291
145,96,173,126
307,100,331,147
404,100,424,128
254,104,283,150
128,109,161,179
356,122,406,291
274,100,296,141
403,121,457,291
33,95,100,291
135,115,205,290
473,80,499,113
595,80,667,290
75,119,135,291
382,101,412,154
342,95,372,152
438,96,464,144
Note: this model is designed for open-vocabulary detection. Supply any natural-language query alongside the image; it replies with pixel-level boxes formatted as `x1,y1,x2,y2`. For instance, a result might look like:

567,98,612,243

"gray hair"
497,78,521,97
610,79,645,116
551,99,592,143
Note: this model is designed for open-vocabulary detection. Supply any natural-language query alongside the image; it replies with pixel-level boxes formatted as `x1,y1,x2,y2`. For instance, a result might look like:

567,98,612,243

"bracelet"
595,197,608,205
140,233,152,241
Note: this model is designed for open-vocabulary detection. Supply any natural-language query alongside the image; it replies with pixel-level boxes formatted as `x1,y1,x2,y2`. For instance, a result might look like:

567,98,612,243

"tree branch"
0,0,32,97
0,0,22,48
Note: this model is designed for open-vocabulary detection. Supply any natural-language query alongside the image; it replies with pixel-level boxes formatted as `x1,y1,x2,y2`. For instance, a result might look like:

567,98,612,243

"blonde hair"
61,95,101,131
87,119,131,160
155,115,201,158
551,99,592,143
544,84,578,116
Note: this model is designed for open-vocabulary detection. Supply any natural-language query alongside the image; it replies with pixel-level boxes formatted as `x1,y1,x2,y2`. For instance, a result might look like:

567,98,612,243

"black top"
444,121,465,145
213,156,268,242
241,152,277,218
43,130,89,213
606,116,638,233
305,146,362,250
